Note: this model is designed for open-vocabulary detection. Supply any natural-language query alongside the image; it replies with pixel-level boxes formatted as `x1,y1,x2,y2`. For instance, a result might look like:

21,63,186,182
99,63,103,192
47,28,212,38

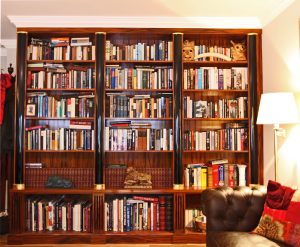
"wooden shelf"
183,150,248,153
27,60,95,63
183,89,248,93
106,60,173,65
27,88,95,92
11,188,95,194
26,117,94,120
104,150,173,153
184,118,248,121
105,89,173,92
25,150,94,153
183,60,248,66
105,117,172,120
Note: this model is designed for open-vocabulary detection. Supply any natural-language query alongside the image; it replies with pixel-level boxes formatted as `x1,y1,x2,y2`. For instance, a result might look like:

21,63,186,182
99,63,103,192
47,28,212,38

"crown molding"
8,16,262,29
260,0,295,26
0,39,17,49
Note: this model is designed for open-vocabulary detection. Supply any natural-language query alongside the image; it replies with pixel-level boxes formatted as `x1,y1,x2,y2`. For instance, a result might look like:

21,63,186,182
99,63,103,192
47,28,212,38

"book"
69,121,92,130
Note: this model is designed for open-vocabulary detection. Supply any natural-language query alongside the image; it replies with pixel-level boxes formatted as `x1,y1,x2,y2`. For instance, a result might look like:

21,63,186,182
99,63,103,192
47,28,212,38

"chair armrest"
201,186,266,232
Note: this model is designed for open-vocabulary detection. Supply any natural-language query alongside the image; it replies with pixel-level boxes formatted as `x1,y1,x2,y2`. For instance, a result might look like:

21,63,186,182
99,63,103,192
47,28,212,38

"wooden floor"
0,235,206,247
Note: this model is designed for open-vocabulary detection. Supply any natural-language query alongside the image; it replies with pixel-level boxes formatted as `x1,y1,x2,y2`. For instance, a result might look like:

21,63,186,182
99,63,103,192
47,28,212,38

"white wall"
262,0,300,187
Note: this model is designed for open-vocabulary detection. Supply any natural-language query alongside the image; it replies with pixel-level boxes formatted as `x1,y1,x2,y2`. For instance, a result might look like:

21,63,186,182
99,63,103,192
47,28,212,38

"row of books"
104,195,172,232
192,44,232,61
26,126,94,151
30,37,92,47
105,127,173,151
24,167,94,189
105,66,173,89
28,37,95,60
183,128,248,151
28,44,95,61
25,196,92,232
27,67,94,89
107,94,173,118
105,40,173,61
183,67,248,90
184,161,247,188
183,96,248,119
26,94,94,118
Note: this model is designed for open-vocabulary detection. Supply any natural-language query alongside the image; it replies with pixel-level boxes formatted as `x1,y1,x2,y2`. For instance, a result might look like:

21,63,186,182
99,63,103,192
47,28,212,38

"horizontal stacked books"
27,93,94,118
105,122,173,151
104,195,172,232
107,94,172,118
183,127,248,151
183,67,248,90
25,196,92,232
184,96,247,118
105,66,173,89
27,64,94,89
27,37,95,60
26,123,94,151
184,159,247,188
25,168,94,189
105,40,173,61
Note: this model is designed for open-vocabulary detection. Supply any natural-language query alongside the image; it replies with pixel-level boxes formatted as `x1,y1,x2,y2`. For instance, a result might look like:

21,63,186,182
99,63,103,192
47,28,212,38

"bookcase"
9,28,263,245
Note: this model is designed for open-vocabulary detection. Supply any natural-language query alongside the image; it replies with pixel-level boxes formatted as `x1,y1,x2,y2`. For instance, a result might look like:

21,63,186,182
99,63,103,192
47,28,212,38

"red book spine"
212,164,219,187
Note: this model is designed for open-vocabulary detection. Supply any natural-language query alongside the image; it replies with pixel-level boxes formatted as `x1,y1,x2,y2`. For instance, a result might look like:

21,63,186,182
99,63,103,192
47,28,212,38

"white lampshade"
257,92,299,125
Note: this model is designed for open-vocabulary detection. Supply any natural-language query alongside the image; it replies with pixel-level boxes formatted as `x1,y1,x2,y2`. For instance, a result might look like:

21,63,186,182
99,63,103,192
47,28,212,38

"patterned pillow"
253,180,300,247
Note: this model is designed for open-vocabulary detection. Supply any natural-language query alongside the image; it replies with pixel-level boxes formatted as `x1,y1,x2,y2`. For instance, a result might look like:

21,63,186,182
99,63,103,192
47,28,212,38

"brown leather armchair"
201,186,292,247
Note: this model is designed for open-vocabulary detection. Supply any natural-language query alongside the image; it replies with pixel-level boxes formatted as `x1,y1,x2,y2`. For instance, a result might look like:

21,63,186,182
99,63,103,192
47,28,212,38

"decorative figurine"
230,40,247,61
182,40,195,61
124,167,152,188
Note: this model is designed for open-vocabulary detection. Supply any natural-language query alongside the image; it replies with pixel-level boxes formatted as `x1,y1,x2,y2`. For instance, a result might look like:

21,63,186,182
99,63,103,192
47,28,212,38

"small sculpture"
45,175,73,189
182,40,195,61
231,40,247,61
124,167,152,188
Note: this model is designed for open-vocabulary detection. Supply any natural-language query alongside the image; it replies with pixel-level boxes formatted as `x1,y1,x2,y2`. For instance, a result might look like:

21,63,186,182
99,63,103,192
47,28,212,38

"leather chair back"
201,186,266,232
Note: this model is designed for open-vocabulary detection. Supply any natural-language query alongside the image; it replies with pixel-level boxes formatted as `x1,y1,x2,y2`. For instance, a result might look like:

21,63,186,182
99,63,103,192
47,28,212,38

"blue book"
218,164,224,186
198,68,203,89
44,96,48,117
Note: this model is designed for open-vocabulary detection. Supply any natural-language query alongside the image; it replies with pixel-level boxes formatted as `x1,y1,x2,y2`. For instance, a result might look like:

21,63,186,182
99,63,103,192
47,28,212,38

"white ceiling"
0,0,296,43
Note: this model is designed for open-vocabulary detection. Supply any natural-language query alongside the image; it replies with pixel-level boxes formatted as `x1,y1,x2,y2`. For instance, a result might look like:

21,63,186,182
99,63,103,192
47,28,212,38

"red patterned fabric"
254,180,300,247
0,73,12,125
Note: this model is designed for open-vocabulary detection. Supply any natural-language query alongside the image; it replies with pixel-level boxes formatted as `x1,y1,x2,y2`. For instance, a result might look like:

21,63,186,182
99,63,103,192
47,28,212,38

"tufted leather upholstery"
201,186,291,247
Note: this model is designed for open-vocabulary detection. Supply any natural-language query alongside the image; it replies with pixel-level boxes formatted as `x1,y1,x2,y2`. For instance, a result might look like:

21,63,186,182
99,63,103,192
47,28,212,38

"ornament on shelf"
182,40,195,61
230,40,247,61
124,167,152,189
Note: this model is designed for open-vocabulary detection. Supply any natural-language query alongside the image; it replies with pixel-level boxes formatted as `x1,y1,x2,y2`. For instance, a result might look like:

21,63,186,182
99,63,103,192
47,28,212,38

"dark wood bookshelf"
10,27,263,245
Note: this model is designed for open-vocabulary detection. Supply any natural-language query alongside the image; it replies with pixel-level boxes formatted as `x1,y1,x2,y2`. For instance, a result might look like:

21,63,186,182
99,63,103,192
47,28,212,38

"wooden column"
173,33,184,189
248,33,259,184
94,32,105,190
13,31,27,190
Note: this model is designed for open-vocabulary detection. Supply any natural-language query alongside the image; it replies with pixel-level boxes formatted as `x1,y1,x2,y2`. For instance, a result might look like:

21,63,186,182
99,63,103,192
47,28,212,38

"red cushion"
254,180,300,247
